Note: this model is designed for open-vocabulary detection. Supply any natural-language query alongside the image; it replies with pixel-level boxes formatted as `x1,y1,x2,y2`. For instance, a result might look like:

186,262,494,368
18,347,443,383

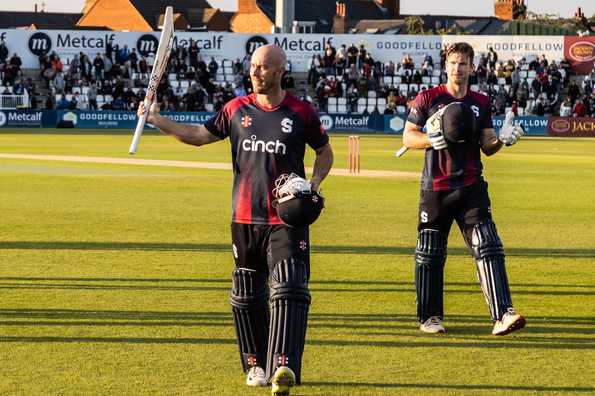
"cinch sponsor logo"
568,41,595,63
241,135,286,154
551,119,570,133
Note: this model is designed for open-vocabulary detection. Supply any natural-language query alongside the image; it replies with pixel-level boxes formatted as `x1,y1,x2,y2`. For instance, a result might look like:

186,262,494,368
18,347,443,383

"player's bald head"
252,44,287,70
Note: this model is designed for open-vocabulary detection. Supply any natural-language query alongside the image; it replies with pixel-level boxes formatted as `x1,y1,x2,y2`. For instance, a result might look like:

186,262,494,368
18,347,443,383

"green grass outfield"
1,131,594,395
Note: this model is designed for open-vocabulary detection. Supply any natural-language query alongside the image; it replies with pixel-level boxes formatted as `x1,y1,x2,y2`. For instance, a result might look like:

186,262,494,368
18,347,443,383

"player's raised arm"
137,101,220,147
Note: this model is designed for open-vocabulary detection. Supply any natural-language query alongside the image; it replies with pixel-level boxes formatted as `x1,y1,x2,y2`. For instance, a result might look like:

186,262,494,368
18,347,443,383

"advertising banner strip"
492,115,548,136
56,110,214,129
0,109,47,128
547,117,595,137
0,29,568,73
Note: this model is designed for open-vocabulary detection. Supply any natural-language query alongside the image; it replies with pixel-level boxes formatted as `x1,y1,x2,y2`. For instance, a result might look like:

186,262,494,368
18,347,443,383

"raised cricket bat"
129,6,174,154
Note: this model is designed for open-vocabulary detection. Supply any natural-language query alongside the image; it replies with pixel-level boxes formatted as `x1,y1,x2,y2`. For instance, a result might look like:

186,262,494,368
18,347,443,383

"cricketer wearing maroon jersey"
402,42,525,336
138,45,333,396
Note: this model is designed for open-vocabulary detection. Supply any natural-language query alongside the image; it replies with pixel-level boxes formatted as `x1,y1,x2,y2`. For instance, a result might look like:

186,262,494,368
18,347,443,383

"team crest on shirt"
241,115,253,128
299,240,307,251
281,117,293,133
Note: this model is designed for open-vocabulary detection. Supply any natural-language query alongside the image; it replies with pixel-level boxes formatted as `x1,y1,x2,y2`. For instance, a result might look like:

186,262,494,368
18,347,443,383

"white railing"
0,91,30,109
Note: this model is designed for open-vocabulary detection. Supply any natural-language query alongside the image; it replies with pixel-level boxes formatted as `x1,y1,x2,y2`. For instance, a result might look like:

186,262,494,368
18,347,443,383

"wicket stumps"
348,135,360,174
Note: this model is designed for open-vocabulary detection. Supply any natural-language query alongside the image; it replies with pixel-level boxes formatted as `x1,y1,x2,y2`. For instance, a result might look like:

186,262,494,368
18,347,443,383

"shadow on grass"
0,334,592,350
304,381,595,393
0,309,593,348
2,241,595,258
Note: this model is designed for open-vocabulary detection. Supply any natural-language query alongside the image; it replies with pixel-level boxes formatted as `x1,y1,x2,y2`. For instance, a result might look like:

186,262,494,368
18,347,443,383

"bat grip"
129,98,153,154
396,146,408,157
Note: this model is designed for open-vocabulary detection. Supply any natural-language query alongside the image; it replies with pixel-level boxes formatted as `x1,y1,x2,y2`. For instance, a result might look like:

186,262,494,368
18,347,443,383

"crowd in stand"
1,36,595,118
308,43,595,117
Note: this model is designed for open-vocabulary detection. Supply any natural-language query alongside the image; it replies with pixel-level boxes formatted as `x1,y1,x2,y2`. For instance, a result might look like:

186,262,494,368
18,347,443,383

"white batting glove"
425,109,448,151
499,111,524,146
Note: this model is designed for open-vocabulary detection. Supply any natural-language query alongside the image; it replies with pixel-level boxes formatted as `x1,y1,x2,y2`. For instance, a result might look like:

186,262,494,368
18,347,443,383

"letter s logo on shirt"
281,117,293,133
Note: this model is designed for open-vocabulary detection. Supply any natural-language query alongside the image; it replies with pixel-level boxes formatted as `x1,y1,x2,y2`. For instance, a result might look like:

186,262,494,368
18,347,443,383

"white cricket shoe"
246,366,267,387
271,366,296,396
492,308,526,336
420,316,446,334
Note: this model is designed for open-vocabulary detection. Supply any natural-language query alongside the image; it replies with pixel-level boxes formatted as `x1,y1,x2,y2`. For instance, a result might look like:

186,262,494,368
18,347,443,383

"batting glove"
499,111,525,146
425,109,448,151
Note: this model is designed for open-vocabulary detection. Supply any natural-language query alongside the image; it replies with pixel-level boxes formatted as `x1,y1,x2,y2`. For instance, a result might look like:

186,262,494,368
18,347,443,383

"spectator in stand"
335,44,347,75
9,53,22,73
189,41,199,69
208,57,218,79
357,44,367,69
12,78,24,95
93,53,105,81
421,59,433,76
137,56,147,74
535,95,548,116
401,54,414,71
234,83,247,97
242,53,251,73
568,80,580,105
118,45,130,64
105,38,114,62
53,71,65,94
323,45,335,76
559,99,572,116
385,60,395,77
45,93,54,109
572,98,587,117
68,93,79,110
423,54,434,68
347,43,358,66
56,94,69,109
0,39,8,65
307,55,317,86
488,47,498,69
87,83,98,110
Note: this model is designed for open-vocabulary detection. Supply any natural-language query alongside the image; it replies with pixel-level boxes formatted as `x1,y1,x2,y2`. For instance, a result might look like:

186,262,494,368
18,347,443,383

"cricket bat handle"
129,98,153,154
396,146,408,157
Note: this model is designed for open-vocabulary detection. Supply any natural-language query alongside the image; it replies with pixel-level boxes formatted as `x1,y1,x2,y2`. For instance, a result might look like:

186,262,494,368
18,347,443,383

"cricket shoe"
246,366,267,387
270,366,296,396
492,308,526,336
420,316,446,334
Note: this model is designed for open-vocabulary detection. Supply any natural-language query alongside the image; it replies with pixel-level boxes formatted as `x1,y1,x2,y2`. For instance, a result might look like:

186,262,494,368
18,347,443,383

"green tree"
404,16,426,35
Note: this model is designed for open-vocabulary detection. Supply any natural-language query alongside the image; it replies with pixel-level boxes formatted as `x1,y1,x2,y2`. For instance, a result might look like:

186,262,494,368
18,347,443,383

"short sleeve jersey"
205,93,329,224
407,85,492,191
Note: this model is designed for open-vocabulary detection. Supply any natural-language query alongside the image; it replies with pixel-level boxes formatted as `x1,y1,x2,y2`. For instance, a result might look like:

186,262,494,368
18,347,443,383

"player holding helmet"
402,42,525,336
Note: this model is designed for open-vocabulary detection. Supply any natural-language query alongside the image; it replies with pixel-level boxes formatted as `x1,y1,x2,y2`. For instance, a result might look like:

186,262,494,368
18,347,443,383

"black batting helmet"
272,173,324,228
440,102,477,144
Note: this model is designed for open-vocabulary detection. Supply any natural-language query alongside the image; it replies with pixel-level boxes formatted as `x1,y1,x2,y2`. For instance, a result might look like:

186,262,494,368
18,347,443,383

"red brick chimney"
333,1,348,33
